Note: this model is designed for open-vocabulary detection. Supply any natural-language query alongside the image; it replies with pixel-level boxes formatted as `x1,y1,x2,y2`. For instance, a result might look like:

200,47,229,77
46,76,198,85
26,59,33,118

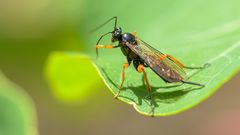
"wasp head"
111,27,122,42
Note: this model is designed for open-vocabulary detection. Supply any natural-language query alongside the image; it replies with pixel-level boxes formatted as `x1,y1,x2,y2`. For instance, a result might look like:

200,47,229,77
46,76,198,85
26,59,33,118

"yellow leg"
160,54,185,69
165,54,206,69
137,64,152,99
96,45,115,49
166,54,185,68
114,62,129,99
132,31,136,36
96,44,118,57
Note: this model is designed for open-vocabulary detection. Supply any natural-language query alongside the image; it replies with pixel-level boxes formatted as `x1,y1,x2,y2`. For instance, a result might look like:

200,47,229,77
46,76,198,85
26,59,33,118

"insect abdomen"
151,61,183,83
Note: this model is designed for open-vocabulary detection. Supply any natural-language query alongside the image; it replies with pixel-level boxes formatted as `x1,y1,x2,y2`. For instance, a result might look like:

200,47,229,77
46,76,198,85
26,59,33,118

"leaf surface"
86,0,240,116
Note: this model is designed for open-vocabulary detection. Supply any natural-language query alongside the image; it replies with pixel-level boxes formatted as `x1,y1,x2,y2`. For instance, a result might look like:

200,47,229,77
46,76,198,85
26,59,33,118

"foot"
203,63,211,68
114,93,119,99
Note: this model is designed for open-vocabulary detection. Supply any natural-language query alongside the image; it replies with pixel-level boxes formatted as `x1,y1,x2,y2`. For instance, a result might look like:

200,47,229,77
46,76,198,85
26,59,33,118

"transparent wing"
126,38,187,82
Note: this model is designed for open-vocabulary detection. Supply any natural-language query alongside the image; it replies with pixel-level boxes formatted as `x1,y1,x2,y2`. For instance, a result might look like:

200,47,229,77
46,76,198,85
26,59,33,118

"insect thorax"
121,33,137,45
119,33,137,56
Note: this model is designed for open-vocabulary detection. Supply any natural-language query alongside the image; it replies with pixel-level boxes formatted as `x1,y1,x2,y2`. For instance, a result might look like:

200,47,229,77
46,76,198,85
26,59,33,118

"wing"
126,38,187,83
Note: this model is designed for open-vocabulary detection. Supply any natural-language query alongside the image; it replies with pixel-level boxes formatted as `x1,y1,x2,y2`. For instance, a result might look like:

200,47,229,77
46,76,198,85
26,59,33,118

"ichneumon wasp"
92,16,208,100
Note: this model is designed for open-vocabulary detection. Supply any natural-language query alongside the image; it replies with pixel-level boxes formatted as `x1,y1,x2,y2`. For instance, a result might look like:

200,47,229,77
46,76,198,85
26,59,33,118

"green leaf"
86,0,240,116
45,52,104,103
0,71,38,135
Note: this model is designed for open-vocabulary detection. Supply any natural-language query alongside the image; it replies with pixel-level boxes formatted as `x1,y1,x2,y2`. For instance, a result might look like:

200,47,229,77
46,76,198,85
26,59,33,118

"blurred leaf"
0,71,38,135
45,52,104,103
86,0,240,116
0,0,85,39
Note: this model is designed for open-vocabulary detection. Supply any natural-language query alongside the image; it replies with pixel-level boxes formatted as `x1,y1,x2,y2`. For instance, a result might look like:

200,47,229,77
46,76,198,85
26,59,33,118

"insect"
92,16,207,100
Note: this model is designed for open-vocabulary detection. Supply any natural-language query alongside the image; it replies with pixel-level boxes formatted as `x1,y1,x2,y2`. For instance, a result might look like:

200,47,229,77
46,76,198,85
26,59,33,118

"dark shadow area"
100,65,207,116
120,78,203,116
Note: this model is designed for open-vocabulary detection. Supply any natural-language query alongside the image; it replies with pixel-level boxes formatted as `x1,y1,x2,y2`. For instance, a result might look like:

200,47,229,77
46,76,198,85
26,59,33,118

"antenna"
89,16,118,33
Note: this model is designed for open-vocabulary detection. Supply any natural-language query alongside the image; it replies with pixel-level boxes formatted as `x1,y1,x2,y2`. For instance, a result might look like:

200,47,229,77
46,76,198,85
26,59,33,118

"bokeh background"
0,0,240,135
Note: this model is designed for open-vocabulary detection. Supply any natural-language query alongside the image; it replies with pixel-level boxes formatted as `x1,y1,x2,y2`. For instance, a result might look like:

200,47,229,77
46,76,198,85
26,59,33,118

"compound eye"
115,27,122,32
112,27,122,39
113,33,118,38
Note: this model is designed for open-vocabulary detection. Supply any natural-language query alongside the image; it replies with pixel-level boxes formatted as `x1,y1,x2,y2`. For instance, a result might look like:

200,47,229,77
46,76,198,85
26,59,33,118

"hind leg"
162,54,209,69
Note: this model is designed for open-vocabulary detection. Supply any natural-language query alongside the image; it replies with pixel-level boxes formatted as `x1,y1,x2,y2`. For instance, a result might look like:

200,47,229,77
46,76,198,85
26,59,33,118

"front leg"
96,44,120,57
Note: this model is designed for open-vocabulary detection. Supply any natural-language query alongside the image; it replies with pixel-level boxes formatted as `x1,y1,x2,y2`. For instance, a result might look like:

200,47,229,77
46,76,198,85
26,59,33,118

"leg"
164,54,184,68
184,63,210,69
95,32,112,57
132,32,136,36
164,54,208,69
96,44,119,48
181,80,205,87
137,64,152,100
114,62,129,99
96,44,120,57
